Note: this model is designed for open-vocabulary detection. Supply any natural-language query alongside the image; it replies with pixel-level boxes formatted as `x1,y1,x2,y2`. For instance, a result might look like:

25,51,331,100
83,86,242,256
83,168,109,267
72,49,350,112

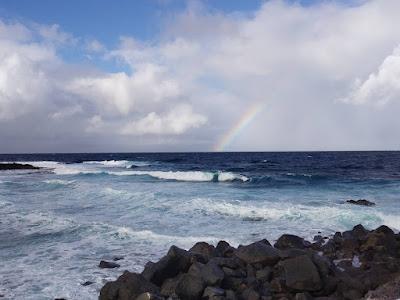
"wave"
83,160,150,168
108,170,249,182
43,179,75,186
179,198,400,232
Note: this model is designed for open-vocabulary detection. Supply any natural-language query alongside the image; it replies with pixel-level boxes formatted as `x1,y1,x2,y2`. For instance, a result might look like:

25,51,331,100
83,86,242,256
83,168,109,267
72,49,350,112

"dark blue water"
0,152,399,299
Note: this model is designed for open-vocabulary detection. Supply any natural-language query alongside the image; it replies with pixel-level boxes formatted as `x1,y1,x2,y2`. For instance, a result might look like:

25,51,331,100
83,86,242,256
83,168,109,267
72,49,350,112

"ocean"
0,151,399,299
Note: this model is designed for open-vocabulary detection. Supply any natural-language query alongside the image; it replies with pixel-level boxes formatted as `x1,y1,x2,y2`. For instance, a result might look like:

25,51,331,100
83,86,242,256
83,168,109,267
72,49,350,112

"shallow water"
0,152,399,299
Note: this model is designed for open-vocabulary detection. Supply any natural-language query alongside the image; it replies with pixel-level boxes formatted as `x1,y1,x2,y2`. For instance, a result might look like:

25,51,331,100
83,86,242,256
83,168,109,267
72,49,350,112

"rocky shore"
99,225,400,300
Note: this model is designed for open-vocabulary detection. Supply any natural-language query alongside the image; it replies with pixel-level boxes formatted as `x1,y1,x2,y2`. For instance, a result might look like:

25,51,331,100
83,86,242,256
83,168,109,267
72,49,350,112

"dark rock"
113,256,124,261
279,248,309,259
225,290,237,300
281,255,322,291
0,163,40,170
135,292,164,300
346,199,375,206
175,273,205,300
221,276,243,291
99,260,120,269
190,242,217,261
256,266,272,281
235,241,280,266
209,257,241,269
202,286,225,299
295,292,313,300
160,273,183,297
142,245,191,285
201,261,225,286
241,288,260,300
274,234,309,250
216,240,234,257
99,272,159,300
223,267,245,278
81,281,94,286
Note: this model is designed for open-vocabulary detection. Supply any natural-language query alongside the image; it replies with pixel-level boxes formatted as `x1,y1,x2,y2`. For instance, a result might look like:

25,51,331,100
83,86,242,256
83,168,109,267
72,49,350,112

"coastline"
99,224,400,300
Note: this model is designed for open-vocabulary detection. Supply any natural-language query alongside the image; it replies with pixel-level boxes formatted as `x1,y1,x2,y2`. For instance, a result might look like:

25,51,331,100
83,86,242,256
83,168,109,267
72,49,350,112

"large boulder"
235,241,280,266
142,245,191,285
282,255,322,291
189,242,217,261
175,273,205,300
274,234,309,250
99,272,159,300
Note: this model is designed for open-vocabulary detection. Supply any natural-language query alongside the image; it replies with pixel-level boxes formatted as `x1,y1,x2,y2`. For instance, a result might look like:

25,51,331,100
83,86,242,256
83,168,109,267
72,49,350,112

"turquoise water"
0,152,399,299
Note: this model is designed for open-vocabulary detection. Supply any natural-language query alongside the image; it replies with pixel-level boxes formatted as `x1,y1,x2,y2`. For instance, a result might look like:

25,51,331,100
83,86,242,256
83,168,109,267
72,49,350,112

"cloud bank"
1,0,400,152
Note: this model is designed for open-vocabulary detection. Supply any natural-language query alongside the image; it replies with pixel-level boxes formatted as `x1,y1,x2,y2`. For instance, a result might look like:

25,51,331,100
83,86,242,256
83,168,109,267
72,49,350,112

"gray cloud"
1,0,400,152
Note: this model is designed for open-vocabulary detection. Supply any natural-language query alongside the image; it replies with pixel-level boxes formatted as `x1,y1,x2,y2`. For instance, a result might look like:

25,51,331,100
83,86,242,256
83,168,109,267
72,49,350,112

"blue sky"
0,0,400,152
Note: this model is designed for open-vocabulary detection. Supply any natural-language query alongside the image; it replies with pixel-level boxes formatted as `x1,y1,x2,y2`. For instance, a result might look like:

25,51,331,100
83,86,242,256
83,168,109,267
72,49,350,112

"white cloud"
2,0,400,152
121,104,207,135
342,45,400,106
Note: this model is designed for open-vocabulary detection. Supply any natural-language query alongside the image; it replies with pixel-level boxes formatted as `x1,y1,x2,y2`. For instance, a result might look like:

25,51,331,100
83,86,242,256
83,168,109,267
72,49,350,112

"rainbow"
213,102,266,152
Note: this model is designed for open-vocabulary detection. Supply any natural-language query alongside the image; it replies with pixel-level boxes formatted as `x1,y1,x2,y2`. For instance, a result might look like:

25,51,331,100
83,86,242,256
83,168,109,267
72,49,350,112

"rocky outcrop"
0,163,40,170
346,199,376,206
99,225,400,300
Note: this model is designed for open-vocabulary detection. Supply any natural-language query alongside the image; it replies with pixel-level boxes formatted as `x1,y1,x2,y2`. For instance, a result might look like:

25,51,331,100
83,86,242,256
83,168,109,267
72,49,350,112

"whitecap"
108,170,249,182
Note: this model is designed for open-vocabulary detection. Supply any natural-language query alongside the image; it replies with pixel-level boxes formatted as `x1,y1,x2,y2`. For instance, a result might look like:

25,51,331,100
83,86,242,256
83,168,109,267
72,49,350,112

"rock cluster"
99,225,400,300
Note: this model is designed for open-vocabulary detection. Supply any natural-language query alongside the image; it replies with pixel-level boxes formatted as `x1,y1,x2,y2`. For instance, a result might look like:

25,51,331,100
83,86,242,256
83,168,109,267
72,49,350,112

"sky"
0,0,400,153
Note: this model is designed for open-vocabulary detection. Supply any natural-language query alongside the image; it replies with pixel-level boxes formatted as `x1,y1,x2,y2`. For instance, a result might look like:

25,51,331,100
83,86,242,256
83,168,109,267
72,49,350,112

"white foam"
108,170,249,182
83,160,149,168
43,179,75,185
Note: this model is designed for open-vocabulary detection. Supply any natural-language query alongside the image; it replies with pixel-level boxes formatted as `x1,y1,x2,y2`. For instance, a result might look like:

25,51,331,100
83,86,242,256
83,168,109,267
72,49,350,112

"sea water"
0,152,399,299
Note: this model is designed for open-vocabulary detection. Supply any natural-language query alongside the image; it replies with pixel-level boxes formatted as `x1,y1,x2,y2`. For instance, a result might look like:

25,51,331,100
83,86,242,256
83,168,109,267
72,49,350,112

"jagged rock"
209,257,241,269
223,266,245,278
175,273,205,300
189,242,217,261
99,272,159,300
99,260,120,269
281,255,322,291
216,241,234,257
274,234,309,250
142,245,191,285
346,199,375,206
235,241,280,266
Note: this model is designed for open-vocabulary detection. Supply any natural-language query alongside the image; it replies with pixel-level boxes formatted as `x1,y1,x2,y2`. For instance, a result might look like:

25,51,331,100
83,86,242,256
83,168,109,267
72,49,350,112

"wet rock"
175,273,205,300
274,234,309,250
99,260,120,269
235,241,280,266
99,272,159,300
0,163,40,170
81,281,94,286
142,245,191,285
113,256,124,261
346,199,375,206
281,255,322,291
